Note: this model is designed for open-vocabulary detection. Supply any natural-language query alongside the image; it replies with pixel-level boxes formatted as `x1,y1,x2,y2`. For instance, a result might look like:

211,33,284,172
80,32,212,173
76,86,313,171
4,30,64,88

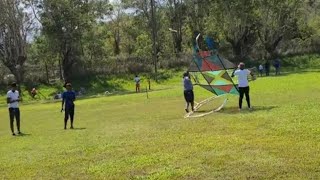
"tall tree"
122,0,159,78
257,0,303,58
0,0,32,89
40,0,110,81
108,0,125,55
150,0,158,77
214,0,259,61
166,0,185,54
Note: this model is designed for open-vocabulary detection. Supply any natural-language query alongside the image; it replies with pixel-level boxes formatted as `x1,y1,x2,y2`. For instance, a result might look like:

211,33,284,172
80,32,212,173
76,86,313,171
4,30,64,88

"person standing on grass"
7,83,22,136
232,63,254,111
134,75,141,93
61,83,76,129
265,60,270,76
274,58,281,75
259,64,263,77
183,72,194,113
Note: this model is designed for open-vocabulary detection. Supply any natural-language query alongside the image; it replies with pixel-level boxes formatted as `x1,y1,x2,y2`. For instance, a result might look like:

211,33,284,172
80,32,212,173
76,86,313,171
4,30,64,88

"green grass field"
1,70,320,179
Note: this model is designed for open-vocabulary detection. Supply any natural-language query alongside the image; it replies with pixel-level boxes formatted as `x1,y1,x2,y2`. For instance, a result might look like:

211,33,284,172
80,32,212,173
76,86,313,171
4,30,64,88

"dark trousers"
9,108,20,133
184,90,194,103
64,107,75,128
265,69,270,76
184,90,195,111
259,70,263,77
239,87,250,109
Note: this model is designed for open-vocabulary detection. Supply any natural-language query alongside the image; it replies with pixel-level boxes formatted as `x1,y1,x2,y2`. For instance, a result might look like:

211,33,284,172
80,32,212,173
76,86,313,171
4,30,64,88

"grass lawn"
1,70,320,179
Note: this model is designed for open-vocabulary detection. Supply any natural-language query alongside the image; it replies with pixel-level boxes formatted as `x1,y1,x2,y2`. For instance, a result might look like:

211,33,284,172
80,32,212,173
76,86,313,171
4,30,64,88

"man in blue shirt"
183,72,194,113
61,83,76,129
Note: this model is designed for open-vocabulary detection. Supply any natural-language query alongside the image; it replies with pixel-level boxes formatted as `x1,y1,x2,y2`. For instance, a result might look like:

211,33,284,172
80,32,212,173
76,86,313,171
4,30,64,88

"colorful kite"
185,33,239,118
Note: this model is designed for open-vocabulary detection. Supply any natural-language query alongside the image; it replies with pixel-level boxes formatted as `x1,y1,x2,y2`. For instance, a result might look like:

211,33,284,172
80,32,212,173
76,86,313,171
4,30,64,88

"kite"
185,33,239,118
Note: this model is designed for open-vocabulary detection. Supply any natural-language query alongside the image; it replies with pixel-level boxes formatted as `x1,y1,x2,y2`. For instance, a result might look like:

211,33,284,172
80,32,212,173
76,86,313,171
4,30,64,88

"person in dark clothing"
183,72,194,113
61,83,76,129
273,58,281,75
264,61,270,76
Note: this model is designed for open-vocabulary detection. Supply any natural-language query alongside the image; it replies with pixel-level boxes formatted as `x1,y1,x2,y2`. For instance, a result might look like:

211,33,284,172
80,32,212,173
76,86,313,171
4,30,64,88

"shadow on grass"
193,110,208,113
16,132,31,137
219,105,278,114
71,127,86,130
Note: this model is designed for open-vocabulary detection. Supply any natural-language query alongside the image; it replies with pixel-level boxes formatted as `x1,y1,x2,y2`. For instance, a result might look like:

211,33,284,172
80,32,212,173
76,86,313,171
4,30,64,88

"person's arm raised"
231,67,237,78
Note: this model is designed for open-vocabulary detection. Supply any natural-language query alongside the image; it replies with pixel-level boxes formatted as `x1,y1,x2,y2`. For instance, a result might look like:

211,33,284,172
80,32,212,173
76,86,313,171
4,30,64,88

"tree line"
0,0,320,86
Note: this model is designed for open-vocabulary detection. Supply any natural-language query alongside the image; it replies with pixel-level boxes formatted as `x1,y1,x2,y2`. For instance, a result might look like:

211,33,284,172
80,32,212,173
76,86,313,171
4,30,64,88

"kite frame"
184,94,228,118
185,33,238,118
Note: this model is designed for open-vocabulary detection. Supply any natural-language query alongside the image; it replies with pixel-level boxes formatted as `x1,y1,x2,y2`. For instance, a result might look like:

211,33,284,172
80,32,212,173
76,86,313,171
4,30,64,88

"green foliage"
3,0,320,84
134,33,152,58
282,54,320,69
40,0,111,80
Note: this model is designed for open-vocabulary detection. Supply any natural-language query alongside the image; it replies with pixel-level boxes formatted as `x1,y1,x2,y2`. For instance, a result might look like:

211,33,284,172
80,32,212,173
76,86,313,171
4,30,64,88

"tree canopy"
0,0,319,84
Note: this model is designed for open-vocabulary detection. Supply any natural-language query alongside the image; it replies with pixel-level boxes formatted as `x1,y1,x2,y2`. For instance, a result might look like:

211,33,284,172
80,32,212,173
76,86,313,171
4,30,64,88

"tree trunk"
113,29,121,55
45,62,50,84
232,43,245,62
150,0,158,80
63,57,73,82
265,36,283,59
58,57,63,80
62,48,74,82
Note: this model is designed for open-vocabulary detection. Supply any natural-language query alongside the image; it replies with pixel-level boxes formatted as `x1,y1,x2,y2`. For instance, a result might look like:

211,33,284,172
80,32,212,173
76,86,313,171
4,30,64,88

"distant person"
264,61,270,76
54,92,62,99
259,64,263,77
80,87,86,95
183,72,194,113
274,58,281,75
61,83,76,129
7,83,22,136
232,63,254,110
134,75,141,93
31,87,37,98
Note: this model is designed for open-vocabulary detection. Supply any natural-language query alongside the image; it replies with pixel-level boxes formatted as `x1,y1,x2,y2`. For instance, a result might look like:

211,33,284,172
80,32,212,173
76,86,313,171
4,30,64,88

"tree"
257,0,303,58
40,0,110,81
0,0,32,90
122,0,160,78
28,35,59,84
106,0,125,55
166,0,185,54
213,0,259,61
150,0,158,77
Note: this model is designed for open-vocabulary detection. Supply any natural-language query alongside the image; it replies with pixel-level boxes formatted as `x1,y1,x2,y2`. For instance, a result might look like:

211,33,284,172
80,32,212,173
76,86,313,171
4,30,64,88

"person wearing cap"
183,72,194,113
61,83,76,129
7,83,22,136
232,63,254,110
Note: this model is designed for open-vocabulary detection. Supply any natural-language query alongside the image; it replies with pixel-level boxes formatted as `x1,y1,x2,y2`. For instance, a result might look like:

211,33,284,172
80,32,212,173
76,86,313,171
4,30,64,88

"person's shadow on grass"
71,127,86,130
220,105,278,114
16,132,31,137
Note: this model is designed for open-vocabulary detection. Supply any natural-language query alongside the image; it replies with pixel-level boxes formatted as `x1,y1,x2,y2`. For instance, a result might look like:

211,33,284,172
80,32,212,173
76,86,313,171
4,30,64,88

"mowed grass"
1,71,320,179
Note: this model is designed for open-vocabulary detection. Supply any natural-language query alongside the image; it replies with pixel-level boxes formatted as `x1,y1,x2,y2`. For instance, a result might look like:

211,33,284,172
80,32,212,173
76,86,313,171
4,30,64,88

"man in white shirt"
134,75,141,93
7,83,22,136
232,63,254,110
